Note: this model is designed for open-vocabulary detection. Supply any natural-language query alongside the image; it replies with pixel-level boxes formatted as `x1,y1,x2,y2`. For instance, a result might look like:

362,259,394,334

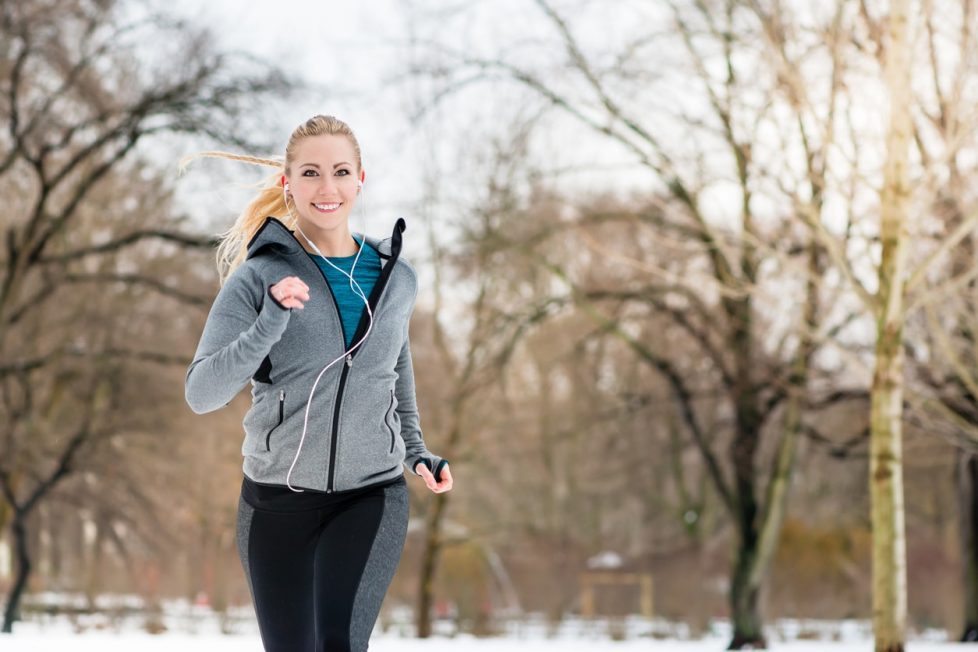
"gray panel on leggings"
236,496,255,599
349,480,409,651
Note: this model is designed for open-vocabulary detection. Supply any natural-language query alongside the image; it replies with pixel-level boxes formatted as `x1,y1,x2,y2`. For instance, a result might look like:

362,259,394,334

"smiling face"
285,134,363,237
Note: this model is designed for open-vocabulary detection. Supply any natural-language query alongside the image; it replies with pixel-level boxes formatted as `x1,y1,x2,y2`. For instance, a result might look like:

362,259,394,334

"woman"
183,114,452,652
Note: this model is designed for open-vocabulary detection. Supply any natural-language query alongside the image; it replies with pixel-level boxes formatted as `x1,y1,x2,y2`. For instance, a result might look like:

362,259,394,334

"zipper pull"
346,354,353,367
279,389,285,401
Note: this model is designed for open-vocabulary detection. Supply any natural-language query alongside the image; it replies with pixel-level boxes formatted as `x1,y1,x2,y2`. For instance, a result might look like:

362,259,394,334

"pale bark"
870,1,913,649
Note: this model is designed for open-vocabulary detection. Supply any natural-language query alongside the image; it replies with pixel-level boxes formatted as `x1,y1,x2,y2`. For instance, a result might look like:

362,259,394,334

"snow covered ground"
1,596,974,651
4,633,978,651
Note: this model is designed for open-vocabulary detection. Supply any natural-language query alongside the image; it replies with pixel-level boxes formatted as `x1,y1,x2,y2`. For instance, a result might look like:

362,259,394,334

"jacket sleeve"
185,264,292,414
394,317,448,481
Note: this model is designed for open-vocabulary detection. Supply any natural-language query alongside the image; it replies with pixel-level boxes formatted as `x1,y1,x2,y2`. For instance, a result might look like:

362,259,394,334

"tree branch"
542,257,737,513
36,230,218,264
0,346,190,379
61,273,211,307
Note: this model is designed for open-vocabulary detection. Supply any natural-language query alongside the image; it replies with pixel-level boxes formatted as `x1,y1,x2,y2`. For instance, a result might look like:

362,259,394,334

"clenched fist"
269,276,310,310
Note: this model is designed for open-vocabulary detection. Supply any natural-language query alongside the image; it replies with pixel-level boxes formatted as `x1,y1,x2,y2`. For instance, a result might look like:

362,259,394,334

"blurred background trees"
0,0,293,633
400,0,978,648
2,0,978,650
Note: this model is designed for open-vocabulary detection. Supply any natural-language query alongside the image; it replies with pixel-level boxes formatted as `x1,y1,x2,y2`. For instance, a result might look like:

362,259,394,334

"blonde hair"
178,115,363,284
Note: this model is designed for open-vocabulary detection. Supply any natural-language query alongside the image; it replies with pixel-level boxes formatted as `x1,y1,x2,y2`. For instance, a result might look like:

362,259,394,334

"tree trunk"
727,290,767,649
2,515,30,633
414,311,467,639
416,492,448,638
871,1,912,649
728,413,767,650
960,452,978,641
735,238,818,650
728,541,765,649
870,299,908,652
728,354,808,651
84,517,103,611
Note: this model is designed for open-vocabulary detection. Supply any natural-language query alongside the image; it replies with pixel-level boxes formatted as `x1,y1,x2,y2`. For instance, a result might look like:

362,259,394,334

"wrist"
267,284,289,311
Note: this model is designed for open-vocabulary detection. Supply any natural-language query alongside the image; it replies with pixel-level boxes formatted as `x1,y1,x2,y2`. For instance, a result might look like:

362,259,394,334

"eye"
302,169,318,176
336,169,350,176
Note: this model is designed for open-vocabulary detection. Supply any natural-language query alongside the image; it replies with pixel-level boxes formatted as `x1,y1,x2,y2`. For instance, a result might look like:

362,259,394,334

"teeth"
314,203,340,210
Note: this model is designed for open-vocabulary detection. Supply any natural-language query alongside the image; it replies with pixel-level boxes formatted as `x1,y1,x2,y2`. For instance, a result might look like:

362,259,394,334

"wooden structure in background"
579,569,654,618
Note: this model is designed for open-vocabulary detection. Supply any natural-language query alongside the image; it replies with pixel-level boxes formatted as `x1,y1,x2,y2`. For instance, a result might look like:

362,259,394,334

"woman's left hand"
416,462,453,493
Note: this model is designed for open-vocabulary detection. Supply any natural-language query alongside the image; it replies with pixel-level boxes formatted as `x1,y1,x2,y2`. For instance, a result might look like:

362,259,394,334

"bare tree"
406,114,565,635
893,0,978,640
759,0,978,648
869,2,913,648
401,0,860,646
771,1,978,648
395,0,978,642
0,0,296,632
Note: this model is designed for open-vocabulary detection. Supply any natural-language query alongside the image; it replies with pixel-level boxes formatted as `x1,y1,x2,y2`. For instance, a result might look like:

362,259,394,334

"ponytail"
178,151,295,284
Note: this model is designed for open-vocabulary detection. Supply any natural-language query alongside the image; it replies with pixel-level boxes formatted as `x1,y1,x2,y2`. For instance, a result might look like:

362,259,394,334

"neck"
295,222,359,257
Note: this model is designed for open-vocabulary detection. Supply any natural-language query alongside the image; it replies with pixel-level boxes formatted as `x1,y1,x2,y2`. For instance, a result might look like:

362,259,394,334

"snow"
1,596,974,651
3,616,977,651
3,632,978,651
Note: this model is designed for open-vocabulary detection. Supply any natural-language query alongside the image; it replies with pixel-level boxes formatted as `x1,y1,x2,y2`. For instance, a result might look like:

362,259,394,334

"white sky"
159,1,663,237
162,0,439,239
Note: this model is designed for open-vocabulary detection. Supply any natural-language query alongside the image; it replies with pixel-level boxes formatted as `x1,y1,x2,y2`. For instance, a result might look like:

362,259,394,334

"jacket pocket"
384,389,396,453
265,389,285,451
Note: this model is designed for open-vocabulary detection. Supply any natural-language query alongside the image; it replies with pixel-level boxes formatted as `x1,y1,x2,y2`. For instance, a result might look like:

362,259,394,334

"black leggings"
236,474,409,652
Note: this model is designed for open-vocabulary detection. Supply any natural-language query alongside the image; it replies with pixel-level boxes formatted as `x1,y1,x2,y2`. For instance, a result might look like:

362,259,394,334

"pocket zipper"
386,389,396,453
265,390,285,451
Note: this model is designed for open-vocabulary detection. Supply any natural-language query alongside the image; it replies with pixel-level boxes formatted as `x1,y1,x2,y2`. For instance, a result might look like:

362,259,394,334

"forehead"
293,134,357,167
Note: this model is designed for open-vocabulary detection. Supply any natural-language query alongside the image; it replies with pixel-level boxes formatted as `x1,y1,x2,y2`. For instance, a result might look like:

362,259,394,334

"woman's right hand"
269,276,310,310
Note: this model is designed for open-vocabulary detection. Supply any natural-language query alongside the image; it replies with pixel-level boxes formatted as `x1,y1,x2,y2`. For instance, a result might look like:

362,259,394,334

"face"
286,134,362,235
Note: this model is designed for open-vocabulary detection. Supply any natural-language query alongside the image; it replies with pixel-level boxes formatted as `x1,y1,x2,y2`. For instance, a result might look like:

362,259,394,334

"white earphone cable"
280,180,373,492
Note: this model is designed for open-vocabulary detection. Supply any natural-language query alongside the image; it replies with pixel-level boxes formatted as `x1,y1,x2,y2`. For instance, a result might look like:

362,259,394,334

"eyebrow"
298,162,352,169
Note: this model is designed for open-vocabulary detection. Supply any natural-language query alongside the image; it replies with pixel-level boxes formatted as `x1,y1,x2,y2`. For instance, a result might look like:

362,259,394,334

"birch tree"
870,1,913,648
764,0,978,648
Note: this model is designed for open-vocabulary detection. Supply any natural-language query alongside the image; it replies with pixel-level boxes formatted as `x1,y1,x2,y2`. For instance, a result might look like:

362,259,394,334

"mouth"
312,202,342,214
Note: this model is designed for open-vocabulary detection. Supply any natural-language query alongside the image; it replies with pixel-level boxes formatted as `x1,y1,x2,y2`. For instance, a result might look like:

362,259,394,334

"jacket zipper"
325,354,354,491
325,256,402,492
265,390,285,451
325,266,398,491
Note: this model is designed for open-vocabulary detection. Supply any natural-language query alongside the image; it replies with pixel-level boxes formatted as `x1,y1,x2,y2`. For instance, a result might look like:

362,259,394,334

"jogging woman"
183,114,452,651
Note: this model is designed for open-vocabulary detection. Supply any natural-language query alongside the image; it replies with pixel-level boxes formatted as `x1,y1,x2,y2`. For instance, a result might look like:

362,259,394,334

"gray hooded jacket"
185,216,446,493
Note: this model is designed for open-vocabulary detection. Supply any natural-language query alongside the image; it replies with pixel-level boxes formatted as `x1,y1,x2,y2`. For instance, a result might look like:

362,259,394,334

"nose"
315,176,338,196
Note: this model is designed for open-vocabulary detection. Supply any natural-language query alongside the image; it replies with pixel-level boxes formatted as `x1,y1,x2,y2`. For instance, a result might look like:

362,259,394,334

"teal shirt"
311,236,382,349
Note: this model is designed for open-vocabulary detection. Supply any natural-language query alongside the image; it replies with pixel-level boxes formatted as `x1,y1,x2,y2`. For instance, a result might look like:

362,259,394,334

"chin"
302,214,349,228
